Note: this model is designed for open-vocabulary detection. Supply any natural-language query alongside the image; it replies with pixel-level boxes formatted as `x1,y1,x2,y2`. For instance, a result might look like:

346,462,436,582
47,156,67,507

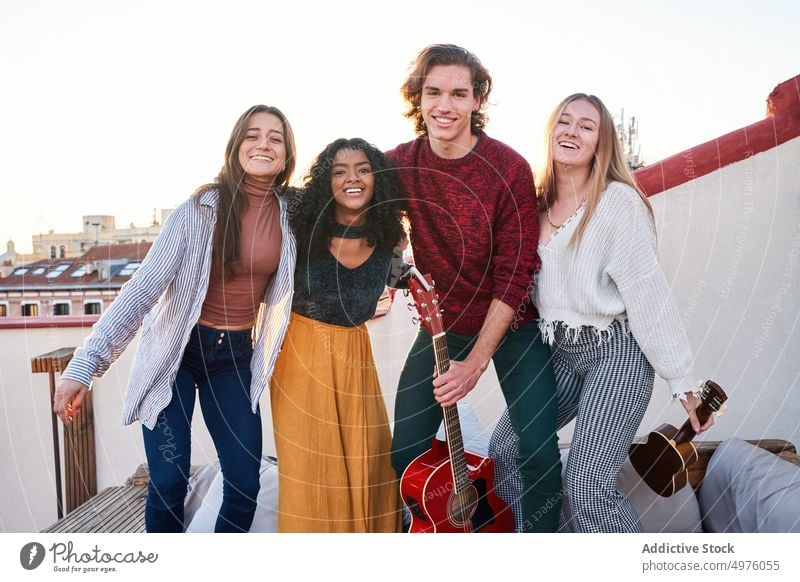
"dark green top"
292,223,393,327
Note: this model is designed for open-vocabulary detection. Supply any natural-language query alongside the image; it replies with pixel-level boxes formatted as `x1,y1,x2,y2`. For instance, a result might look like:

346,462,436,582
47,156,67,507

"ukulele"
398,268,515,533
629,380,728,497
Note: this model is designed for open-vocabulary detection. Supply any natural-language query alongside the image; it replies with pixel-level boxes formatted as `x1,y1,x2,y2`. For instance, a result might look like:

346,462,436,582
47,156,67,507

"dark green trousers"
391,322,561,532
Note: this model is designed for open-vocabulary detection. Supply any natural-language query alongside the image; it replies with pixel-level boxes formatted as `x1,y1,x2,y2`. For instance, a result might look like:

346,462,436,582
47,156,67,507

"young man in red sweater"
386,44,561,532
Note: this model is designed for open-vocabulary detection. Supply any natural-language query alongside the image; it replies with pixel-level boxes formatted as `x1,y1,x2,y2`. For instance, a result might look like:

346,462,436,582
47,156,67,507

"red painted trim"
0,315,99,329
635,75,800,196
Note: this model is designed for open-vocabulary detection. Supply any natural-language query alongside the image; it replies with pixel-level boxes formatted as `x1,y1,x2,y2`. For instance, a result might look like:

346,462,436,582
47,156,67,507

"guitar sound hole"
447,486,478,527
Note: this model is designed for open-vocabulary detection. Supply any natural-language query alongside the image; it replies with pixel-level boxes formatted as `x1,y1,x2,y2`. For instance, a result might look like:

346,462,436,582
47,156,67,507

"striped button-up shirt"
62,188,296,430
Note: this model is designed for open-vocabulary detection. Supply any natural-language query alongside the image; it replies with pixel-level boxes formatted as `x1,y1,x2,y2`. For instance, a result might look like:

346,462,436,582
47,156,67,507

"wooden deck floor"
42,483,147,533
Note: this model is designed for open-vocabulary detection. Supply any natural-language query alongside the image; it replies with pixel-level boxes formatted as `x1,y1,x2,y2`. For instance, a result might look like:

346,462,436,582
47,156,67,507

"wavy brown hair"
197,105,296,279
401,43,492,136
536,93,653,246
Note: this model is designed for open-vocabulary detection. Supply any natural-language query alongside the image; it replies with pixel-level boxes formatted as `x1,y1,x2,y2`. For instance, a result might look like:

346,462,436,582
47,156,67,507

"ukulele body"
629,424,698,497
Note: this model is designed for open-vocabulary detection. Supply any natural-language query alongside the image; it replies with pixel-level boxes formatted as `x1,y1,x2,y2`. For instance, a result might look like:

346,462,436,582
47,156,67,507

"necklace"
331,221,369,239
546,195,587,230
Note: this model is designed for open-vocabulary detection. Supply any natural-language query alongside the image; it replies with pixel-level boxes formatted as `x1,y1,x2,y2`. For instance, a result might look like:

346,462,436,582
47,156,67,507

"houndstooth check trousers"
490,319,654,533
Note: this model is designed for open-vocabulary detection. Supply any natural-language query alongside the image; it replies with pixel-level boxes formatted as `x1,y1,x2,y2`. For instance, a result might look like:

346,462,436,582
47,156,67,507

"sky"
1,0,798,253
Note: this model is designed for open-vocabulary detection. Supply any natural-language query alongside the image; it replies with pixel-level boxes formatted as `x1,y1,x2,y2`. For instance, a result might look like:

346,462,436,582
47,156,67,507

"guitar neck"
432,334,470,491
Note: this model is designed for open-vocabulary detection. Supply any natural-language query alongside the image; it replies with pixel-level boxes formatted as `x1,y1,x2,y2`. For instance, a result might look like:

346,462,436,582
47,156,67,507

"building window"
60,245,66,258
53,302,71,316
50,245,57,259
0,303,8,317
45,264,71,279
22,303,39,317
84,302,102,315
119,262,142,276
32,267,46,275
12,267,29,276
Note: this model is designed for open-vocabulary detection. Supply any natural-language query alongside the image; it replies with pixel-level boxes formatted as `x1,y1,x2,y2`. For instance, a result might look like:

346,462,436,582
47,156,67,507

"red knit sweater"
387,133,539,335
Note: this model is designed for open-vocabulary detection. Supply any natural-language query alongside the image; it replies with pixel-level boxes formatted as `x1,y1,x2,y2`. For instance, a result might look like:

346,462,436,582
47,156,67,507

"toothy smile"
344,188,363,194
558,141,579,149
250,155,274,162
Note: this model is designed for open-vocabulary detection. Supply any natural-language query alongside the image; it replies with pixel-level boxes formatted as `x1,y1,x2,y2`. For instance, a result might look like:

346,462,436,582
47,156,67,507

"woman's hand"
680,392,715,435
53,379,90,425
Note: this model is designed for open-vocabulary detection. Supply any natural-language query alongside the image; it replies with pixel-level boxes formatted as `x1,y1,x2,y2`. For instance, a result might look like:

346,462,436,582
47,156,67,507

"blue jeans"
142,324,262,533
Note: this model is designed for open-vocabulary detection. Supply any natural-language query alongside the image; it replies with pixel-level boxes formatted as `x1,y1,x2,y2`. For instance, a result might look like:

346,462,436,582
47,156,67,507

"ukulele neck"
673,399,714,443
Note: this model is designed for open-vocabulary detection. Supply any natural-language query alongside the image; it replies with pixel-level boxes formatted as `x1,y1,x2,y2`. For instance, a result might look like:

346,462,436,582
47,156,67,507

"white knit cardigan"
534,181,695,399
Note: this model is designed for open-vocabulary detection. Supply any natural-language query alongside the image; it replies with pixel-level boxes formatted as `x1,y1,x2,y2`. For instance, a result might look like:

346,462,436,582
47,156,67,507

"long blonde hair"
536,93,653,246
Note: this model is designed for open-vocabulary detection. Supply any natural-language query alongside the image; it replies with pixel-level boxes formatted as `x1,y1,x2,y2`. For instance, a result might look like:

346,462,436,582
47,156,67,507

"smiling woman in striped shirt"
53,105,297,533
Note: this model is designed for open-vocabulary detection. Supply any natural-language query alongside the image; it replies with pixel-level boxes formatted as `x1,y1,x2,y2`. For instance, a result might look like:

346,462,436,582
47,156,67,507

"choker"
332,222,370,239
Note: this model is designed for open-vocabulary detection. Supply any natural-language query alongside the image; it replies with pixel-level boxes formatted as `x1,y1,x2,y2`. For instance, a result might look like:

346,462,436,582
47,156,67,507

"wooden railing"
32,347,97,516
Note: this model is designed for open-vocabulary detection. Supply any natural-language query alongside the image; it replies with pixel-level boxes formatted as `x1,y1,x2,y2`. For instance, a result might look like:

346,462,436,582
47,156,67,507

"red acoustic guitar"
629,380,728,497
399,268,515,533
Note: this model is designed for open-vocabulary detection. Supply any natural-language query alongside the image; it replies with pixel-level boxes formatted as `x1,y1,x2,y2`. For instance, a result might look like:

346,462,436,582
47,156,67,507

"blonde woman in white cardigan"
491,94,713,533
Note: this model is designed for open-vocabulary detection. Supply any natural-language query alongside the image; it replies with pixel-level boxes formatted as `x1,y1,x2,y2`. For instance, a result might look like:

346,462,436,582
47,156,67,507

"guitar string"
433,334,471,530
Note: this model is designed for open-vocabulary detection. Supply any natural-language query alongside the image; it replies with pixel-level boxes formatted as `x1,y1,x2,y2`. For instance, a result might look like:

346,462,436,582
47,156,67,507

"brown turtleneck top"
199,176,282,328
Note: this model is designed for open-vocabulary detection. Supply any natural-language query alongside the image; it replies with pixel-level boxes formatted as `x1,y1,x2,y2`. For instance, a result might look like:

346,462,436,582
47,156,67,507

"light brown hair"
537,93,653,246
199,105,296,279
401,44,492,135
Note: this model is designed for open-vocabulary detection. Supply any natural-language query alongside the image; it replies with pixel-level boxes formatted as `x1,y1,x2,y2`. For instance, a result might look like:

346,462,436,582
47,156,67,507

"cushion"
617,458,702,533
184,462,222,525
185,456,279,532
698,438,800,533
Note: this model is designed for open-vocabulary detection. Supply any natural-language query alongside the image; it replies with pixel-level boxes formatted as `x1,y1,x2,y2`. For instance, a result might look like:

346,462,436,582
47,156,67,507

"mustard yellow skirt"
270,313,401,532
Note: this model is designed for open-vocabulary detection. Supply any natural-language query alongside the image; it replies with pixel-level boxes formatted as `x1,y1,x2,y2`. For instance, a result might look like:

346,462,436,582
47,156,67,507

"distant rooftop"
0,242,152,290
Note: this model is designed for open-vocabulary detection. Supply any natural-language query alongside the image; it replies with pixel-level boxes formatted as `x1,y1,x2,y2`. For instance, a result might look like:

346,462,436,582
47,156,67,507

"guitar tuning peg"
402,289,410,297
407,303,415,311
715,403,728,417
411,316,419,325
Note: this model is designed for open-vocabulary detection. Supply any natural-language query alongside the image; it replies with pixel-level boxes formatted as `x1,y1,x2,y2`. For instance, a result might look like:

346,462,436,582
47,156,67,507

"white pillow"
184,461,221,525
186,456,279,533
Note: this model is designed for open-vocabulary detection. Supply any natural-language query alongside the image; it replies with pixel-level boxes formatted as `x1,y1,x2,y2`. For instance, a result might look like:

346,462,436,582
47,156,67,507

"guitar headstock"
698,380,728,414
404,267,444,337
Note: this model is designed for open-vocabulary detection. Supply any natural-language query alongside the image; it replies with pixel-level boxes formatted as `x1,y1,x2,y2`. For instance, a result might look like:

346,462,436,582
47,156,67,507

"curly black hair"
289,138,405,258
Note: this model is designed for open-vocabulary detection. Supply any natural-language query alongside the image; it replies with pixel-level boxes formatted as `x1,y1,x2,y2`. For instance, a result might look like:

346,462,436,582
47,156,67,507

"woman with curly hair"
270,137,405,532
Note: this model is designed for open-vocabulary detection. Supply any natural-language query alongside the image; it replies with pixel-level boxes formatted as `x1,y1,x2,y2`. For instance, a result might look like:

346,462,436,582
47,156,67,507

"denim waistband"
192,323,253,349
